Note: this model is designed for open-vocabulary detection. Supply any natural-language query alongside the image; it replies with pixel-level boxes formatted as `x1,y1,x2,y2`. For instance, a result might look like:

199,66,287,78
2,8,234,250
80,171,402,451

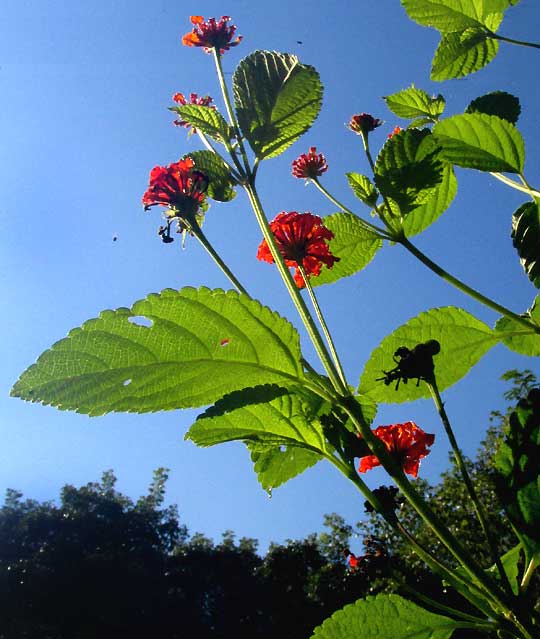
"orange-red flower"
292,147,328,180
387,126,402,139
142,157,208,218
182,16,242,54
348,553,360,569
349,113,383,135
358,421,434,478
257,212,339,288
172,92,214,129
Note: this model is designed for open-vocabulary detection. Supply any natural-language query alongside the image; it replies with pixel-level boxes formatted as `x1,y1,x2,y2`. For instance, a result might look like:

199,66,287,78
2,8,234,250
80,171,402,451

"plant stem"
520,554,540,591
427,379,514,598
244,184,348,395
188,220,249,295
298,264,348,389
312,179,393,239
399,236,540,335
490,33,540,50
195,130,244,183
212,50,252,177
491,172,540,199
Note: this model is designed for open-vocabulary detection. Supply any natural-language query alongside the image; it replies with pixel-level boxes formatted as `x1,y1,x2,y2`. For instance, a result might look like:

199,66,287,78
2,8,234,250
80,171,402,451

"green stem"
427,379,514,598
490,33,540,50
212,50,251,177
491,173,540,199
312,179,393,239
195,130,244,183
338,395,512,613
188,220,249,295
333,455,499,618
399,236,540,335
520,554,540,591
298,264,348,389
244,184,348,394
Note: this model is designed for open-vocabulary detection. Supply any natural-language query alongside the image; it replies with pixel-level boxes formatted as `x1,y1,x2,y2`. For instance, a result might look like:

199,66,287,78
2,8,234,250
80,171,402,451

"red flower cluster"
142,157,208,218
172,92,214,128
387,126,403,139
182,16,242,54
358,421,434,478
257,212,339,288
292,147,328,180
349,113,383,135
348,553,360,569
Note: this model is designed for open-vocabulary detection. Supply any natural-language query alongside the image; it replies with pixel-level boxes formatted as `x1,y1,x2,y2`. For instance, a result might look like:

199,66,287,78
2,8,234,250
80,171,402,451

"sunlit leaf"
433,113,524,173
182,150,237,202
495,296,540,357
384,85,445,120
233,50,322,159
312,213,382,287
171,105,232,143
431,29,499,81
248,443,321,490
11,289,305,415
311,594,461,639
400,0,505,32
360,306,499,403
347,173,379,207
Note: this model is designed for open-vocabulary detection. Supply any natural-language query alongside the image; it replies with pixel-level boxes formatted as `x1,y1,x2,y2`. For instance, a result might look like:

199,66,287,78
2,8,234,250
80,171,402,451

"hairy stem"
490,33,540,50
427,379,514,598
491,172,540,199
298,264,348,389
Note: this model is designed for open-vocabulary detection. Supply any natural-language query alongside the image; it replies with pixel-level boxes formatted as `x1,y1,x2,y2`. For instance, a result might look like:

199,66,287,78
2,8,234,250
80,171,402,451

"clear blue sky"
2,1,540,552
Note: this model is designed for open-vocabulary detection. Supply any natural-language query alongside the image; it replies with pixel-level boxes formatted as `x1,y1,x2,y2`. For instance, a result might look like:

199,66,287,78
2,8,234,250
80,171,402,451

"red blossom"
182,16,242,54
349,113,383,135
172,92,214,129
257,212,339,288
348,553,360,569
358,421,434,478
387,126,403,139
142,157,208,218
291,147,328,180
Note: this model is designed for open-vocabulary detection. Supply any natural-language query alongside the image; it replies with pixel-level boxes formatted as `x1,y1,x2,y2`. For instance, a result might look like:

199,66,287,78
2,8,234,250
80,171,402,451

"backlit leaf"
248,443,321,490
312,594,461,639
311,213,382,287
512,201,540,288
172,104,232,143
182,150,237,202
431,29,499,81
11,289,305,415
401,0,505,32
360,306,499,403
433,113,524,173
347,173,379,207
495,296,540,356
384,85,445,120
233,50,322,159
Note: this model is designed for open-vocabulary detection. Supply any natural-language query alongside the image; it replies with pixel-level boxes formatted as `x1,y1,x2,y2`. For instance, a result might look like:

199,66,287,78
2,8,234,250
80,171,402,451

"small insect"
377,340,440,390
112,235,118,242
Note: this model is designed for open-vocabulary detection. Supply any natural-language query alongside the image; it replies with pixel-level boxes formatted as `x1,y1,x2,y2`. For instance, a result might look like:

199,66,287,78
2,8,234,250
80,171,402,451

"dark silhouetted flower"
142,157,208,218
256,212,339,288
172,93,214,129
349,113,383,135
182,16,242,54
292,147,328,179
358,421,434,478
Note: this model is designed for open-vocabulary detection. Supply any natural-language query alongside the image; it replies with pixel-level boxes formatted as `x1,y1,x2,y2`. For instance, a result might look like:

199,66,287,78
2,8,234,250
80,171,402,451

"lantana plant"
11,4,540,638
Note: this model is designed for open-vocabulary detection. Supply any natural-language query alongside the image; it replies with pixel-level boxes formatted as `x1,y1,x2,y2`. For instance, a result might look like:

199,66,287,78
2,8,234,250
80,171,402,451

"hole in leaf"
128,316,153,328
279,445,286,453
123,379,132,386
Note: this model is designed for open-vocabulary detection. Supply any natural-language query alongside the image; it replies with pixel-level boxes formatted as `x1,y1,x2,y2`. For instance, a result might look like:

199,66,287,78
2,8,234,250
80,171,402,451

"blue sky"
2,1,540,551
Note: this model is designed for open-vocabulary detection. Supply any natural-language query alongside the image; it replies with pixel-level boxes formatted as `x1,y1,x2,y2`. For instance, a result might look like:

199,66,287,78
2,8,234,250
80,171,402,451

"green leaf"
512,201,540,288
181,150,237,202
431,29,499,81
495,297,540,356
171,105,232,143
487,544,522,595
402,163,457,236
11,288,305,416
186,384,331,455
360,306,499,403
433,113,524,173
374,129,443,216
401,0,505,32
466,91,521,124
347,173,379,207
311,213,382,287
311,594,461,639
233,50,322,159
494,388,540,563
248,443,321,490
384,85,445,120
